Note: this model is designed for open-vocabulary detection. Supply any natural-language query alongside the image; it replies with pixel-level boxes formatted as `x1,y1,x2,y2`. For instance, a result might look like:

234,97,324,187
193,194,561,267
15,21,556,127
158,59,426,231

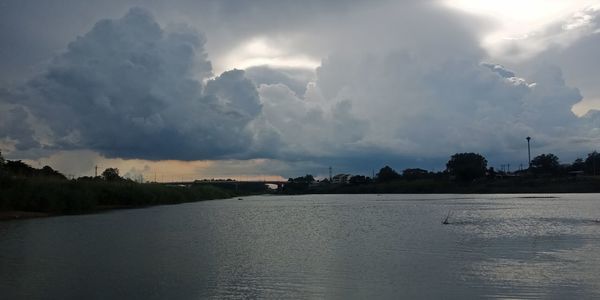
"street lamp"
526,136,531,168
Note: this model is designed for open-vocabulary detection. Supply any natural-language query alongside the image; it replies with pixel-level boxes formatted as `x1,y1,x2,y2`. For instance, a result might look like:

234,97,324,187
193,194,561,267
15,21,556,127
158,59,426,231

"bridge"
161,180,288,189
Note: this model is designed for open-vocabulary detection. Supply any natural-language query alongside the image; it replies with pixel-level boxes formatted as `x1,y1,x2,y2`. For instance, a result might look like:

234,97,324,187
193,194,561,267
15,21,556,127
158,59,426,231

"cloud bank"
4,8,264,160
2,3,600,175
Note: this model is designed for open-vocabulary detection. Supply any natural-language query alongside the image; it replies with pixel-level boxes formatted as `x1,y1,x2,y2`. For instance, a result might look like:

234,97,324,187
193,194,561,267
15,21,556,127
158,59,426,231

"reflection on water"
1,194,600,299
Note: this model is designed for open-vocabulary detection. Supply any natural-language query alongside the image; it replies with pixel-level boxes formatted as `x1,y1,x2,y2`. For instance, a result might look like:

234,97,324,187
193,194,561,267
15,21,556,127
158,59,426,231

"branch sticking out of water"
442,211,452,225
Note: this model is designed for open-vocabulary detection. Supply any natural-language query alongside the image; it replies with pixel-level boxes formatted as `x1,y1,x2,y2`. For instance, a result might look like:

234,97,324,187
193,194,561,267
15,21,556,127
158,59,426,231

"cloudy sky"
1,0,600,180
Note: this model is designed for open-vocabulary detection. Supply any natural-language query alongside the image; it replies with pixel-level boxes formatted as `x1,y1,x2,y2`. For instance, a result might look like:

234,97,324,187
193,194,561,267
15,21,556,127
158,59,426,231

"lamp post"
526,136,531,169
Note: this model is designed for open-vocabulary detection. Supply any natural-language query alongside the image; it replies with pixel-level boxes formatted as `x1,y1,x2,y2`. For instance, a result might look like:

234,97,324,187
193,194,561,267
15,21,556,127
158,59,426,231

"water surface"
2,194,600,299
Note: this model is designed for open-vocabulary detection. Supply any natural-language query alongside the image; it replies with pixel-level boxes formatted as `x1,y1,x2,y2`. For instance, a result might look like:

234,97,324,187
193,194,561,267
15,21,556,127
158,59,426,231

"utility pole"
526,136,531,169
329,166,332,181
95,165,98,177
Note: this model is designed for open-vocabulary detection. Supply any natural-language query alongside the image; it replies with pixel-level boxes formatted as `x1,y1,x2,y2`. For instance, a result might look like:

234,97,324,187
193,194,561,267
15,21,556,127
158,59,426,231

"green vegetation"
4,147,600,218
0,151,263,217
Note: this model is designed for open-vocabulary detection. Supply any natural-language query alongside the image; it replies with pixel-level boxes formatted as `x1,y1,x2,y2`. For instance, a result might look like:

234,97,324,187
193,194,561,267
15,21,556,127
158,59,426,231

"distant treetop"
530,153,560,174
102,168,122,181
377,166,400,182
446,153,487,181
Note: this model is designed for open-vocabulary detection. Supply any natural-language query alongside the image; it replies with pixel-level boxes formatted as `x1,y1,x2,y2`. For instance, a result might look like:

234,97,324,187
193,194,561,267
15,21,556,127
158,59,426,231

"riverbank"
0,177,265,220
0,210,52,221
281,176,600,194
5,175,600,221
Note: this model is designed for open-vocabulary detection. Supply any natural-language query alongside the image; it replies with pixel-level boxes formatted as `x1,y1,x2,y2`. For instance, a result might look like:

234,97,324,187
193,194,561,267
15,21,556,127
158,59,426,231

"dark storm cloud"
205,69,262,118
4,8,265,160
0,0,372,84
1,1,599,174
0,105,39,150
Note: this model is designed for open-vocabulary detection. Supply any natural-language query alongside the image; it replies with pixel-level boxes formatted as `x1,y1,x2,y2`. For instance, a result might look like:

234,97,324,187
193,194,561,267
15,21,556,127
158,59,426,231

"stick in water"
442,211,451,224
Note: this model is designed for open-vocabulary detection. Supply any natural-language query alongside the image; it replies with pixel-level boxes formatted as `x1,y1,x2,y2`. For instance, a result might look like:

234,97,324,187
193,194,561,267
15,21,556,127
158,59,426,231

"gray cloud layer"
2,2,600,173
4,8,263,160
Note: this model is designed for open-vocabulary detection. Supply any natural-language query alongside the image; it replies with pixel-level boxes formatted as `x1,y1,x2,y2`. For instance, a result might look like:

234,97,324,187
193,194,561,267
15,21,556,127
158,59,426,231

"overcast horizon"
1,0,600,180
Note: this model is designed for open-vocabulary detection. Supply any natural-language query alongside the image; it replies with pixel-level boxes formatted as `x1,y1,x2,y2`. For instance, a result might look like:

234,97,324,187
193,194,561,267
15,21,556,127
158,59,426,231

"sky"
1,0,600,180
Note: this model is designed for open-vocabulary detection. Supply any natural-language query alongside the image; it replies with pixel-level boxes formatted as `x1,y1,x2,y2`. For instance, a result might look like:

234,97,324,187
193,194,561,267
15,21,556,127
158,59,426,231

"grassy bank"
0,177,254,218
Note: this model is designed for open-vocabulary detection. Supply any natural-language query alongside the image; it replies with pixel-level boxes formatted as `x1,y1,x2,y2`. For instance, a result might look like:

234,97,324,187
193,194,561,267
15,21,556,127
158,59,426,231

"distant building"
332,174,352,184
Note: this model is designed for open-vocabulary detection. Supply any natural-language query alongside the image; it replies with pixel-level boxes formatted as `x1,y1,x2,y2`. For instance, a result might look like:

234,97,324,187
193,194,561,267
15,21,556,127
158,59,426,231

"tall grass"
0,177,237,214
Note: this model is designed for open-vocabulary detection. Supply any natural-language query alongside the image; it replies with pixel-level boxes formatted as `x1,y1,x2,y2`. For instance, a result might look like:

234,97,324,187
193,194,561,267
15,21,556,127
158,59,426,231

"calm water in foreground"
2,194,600,299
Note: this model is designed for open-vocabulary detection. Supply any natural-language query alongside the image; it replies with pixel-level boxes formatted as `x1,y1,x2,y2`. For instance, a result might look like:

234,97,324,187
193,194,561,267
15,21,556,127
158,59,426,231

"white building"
332,174,352,184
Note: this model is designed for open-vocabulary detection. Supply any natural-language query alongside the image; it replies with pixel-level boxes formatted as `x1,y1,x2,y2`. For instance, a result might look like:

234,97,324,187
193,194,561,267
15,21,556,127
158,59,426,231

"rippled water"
2,194,600,299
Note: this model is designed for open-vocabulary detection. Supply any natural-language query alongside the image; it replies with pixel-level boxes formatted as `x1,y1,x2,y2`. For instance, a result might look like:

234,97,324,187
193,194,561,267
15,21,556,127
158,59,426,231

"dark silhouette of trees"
0,151,5,178
530,153,560,174
377,166,400,182
0,151,5,175
283,174,316,194
402,168,429,180
288,174,315,183
1,160,66,179
570,158,585,172
304,174,315,183
39,166,67,179
4,160,35,177
102,168,122,181
446,153,487,181
584,151,600,175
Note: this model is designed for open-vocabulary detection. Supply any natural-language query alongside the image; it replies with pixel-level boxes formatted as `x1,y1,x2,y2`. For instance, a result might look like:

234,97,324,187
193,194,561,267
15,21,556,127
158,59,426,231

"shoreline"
1,190,597,222
0,194,267,222
0,211,53,221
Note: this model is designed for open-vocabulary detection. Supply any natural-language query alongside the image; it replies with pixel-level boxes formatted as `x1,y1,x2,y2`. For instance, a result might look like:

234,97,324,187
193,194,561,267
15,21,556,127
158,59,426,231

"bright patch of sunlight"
221,37,320,72
442,0,599,59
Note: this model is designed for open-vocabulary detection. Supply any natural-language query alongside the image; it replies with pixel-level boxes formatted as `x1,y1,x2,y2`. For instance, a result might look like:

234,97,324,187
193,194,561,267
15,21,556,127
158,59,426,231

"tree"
584,151,600,175
402,168,429,180
289,174,315,183
446,153,487,181
570,158,585,172
530,153,559,174
102,168,121,181
303,174,315,183
0,150,5,177
4,160,35,177
377,166,400,182
39,166,68,180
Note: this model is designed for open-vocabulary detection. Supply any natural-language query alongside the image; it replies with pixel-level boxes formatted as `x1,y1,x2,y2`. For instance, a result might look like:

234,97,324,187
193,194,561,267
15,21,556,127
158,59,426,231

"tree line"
284,150,600,188
379,151,600,182
0,151,250,215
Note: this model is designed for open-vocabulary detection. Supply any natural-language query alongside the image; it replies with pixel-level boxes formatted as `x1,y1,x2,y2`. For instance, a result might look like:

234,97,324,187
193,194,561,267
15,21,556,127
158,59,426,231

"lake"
1,194,600,299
